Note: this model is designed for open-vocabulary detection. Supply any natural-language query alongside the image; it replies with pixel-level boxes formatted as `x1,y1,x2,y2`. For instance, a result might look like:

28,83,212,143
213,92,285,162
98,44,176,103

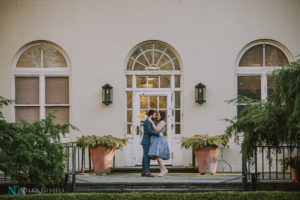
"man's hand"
159,133,164,137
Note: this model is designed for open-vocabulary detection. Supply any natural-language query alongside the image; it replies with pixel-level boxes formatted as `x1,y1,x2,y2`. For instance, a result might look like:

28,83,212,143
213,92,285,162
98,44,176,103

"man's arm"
144,121,160,137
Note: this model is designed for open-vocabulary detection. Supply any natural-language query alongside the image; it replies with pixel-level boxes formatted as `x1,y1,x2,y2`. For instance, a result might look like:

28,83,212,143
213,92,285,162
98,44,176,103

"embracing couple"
141,110,170,177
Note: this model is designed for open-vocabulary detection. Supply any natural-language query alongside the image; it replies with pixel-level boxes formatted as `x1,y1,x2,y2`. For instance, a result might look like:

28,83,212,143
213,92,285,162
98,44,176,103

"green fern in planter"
76,135,127,149
181,134,229,149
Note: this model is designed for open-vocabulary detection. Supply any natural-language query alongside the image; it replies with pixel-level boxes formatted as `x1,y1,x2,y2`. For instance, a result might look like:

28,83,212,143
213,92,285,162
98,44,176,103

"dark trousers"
142,144,150,173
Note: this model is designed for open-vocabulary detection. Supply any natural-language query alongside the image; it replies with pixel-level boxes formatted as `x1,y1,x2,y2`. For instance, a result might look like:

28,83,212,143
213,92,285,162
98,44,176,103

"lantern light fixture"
102,84,113,105
195,83,206,104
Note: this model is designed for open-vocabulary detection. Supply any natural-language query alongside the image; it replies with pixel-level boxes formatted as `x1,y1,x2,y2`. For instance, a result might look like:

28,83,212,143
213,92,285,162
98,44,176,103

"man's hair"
148,110,155,116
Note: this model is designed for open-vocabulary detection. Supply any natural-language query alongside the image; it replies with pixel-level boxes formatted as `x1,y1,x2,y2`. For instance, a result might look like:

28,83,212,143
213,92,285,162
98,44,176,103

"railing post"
192,148,196,169
89,149,92,172
81,147,85,173
72,146,77,192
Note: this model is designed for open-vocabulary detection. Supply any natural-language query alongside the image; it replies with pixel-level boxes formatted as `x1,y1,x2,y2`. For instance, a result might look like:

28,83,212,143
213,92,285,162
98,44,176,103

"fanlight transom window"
127,42,180,71
239,43,289,67
16,43,67,68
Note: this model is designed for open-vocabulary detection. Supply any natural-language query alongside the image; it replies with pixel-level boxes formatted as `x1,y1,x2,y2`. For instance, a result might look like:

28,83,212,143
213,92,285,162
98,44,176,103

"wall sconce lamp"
195,83,206,104
102,84,113,105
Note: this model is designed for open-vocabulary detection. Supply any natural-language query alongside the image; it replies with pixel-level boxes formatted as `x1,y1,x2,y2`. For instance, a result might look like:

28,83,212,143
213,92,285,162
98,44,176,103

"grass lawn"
0,191,300,200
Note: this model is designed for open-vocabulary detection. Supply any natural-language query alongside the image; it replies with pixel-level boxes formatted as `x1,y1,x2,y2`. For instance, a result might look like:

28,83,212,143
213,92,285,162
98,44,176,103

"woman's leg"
157,158,166,173
157,158,163,172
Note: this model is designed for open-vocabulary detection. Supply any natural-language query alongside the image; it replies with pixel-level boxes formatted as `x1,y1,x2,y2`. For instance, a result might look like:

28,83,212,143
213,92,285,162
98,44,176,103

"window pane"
150,96,157,109
265,45,288,66
138,54,149,67
133,62,146,70
127,58,134,70
174,58,180,70
16,46,41,68
175,124,180,134
46,106,69,125
238,76,261,99
160,62,173,70
136,76,147,88
239,45,263,67
175,92,180,109
126,75,132,88
127,124,132,134
46,77,69,104
144,51,153,65
43,45,67,68
175,76,180,88
159,96,167,109
127,92,132,108
15,77,39,104
140,110,147,123
160,76,171,88
15,106,39,123
175,110,180,122
153,51,162,65
148,76,158,88
140,96,148,109
127,110,132,122
267,76,277,96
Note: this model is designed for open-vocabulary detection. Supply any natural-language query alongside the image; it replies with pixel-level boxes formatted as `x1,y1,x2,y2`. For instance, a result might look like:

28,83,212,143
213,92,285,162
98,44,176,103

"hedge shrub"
0,192,299,200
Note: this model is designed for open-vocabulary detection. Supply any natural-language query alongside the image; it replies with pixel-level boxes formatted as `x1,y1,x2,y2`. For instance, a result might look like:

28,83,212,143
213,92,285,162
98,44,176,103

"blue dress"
148,123,170,160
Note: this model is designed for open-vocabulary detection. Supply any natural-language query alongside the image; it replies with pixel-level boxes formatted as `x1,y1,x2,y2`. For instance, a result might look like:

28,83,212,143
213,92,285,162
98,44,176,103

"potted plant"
280,155,300,183
181,134,229,175
77,135,127,174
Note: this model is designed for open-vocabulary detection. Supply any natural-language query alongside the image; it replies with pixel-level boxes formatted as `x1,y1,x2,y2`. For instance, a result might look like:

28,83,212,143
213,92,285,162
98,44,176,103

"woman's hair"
158,111,165,121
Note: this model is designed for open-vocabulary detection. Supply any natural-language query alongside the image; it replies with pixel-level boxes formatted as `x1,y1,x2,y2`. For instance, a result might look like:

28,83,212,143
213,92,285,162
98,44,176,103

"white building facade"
0,0,300,171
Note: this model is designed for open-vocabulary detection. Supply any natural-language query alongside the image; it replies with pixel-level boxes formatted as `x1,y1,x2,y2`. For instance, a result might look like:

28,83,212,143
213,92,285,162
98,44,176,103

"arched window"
13,41,70,129
236,39,293,113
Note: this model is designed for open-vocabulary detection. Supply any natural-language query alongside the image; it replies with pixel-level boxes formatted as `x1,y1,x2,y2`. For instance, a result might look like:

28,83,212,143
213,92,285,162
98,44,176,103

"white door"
133,92,172,165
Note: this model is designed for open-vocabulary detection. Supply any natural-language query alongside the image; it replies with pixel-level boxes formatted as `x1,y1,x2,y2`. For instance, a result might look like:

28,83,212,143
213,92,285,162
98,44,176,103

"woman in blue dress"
148,111,170,177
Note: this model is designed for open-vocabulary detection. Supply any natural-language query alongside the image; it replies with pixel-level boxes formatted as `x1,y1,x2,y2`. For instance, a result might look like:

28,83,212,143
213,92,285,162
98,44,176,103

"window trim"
235,39,293,116
12,41,71,133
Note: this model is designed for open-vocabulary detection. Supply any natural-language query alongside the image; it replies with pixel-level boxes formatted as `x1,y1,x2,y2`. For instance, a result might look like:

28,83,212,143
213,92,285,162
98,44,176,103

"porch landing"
74,172,244,192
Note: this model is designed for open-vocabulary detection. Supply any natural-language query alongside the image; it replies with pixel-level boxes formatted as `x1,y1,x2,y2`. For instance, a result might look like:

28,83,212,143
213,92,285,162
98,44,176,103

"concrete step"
74,182,244,192
110,166,199,173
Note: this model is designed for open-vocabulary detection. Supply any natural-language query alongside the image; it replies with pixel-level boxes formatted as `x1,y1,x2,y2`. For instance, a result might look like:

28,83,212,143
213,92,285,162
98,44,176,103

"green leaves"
0,97,77,188
181,134,229,149
76,135,128,149
225,59,300,161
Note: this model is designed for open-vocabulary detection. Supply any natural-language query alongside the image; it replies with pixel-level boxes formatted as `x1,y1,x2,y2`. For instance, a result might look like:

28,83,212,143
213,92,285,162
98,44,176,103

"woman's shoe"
157,173,165,177
163,169,168,173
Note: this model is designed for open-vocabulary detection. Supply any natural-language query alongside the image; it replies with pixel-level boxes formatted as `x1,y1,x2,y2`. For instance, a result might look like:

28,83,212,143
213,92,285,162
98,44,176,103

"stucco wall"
0,0,300,170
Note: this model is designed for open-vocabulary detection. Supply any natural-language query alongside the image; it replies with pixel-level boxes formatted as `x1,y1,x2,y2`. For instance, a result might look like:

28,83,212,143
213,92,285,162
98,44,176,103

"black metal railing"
63,144,77,192
242,145,300,190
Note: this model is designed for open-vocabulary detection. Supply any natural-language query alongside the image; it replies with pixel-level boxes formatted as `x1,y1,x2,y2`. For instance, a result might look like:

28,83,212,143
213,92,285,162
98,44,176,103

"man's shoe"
141,173,146,177
143,173,154,177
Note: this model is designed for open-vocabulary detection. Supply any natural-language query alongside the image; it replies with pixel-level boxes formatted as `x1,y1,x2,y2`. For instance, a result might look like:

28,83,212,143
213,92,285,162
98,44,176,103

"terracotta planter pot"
194,146,220,174
291,164,300,183
89,145,115,174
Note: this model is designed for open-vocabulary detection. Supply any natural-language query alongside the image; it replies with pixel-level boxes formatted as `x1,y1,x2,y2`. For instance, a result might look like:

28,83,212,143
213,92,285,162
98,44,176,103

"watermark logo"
8,185,64,195
8,185,20,195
